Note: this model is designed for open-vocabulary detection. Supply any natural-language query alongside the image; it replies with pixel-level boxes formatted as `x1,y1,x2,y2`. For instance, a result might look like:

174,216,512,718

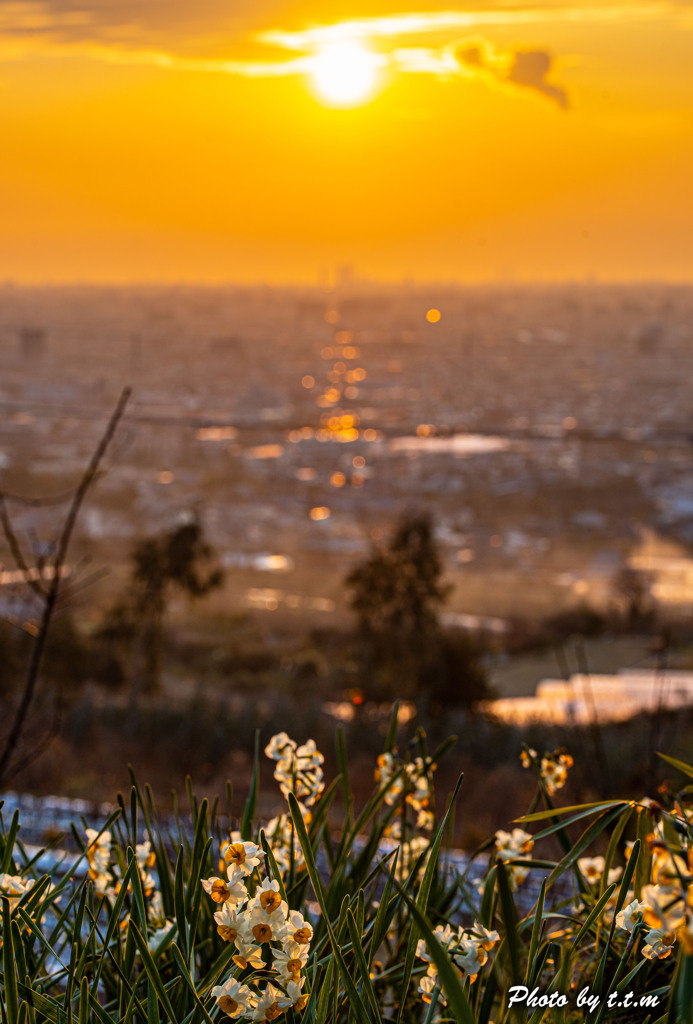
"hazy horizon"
2,1,691,284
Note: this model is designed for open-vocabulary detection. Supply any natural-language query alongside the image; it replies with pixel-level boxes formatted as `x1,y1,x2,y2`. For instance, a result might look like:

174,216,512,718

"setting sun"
310,40,381,107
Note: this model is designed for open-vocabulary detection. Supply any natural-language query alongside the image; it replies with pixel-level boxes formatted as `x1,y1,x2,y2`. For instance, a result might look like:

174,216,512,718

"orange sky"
1,1,692,283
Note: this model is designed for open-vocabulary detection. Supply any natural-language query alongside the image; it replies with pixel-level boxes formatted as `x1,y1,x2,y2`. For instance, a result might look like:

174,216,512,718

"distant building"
482,669,693,724
19,326,46,360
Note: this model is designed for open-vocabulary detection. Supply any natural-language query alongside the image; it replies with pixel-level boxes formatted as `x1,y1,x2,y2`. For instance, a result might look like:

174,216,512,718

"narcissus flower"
280,980,309,1011
213,903,249,944
540,749,573,795
495,828,534,888
642,926,677,959
615,898,645,933
148,920,176,954
223,840,262,877
85,829,112,877
232,940,265,972
250,983,286,1022
201,870,248,907
273,945,309,983
211,978,256,1018
577,856,621,886
0,873,34,913
283,909,313,947
264,733,296,761
419,973,444,1006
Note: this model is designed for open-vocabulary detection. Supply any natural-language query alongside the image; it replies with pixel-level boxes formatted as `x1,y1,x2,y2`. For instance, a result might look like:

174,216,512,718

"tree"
346,511,488,708
611,565,655,628
103,517,224,698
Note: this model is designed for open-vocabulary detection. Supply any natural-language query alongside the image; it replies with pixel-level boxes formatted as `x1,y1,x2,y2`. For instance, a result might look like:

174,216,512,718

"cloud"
0,0,675,110
506,50,569,108
0,1,674,49
456,40,569,108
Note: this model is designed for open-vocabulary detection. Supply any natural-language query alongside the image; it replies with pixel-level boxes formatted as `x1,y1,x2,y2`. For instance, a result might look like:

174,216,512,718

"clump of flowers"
375,750,435,828
521,745,573,796
203,840,312,1020
415,922,499,1006
0,871,34,915
609,795,693,962
84,827,173,948
375,748,437,881
265,733,324,813
494,827,534,889
86,829,157,900
261,732,325,875
637,841,693,960
85,828,114,897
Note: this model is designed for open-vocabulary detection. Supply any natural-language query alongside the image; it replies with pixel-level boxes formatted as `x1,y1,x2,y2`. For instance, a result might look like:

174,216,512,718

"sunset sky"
1,0,692,283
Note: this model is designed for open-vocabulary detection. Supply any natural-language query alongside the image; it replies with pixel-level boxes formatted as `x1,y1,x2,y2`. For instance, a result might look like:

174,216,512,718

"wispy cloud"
0,1,680,107
257,4,671,51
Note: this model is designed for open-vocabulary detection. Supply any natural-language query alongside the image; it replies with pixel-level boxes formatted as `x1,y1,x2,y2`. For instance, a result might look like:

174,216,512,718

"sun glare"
310,40,381,107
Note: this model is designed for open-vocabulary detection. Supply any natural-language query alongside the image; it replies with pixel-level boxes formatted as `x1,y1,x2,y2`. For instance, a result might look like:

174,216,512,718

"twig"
0,496,47,599
0,487,80,507
0,387,131,786
2,706,65,784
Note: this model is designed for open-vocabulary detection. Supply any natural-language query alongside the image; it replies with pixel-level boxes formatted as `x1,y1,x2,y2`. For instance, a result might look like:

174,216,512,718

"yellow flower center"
225,843,247,866
218,996,239,1014
211,880,230,903
260,890,281,912
293,926,311,944
253,923,273,943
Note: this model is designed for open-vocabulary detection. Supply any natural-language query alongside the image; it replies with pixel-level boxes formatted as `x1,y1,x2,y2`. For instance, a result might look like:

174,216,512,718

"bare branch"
0,387,131,786
0,487,80,507
0,496,47,599
1,705,64,784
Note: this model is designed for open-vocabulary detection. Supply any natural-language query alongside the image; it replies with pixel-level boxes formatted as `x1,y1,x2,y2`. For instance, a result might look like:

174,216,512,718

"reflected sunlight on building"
482,670,693,725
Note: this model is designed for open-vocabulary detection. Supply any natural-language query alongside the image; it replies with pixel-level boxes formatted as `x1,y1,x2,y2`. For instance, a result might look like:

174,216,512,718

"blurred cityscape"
2,279,693,628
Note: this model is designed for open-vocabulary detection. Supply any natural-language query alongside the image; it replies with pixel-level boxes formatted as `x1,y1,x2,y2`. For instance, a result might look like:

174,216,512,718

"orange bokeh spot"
426,308,441,323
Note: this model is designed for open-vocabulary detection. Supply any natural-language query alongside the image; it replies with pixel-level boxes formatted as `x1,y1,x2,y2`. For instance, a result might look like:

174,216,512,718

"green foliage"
0,733,691,1023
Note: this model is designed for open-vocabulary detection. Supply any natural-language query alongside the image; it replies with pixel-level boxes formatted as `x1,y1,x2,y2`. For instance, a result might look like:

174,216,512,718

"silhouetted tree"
103,517,223,698
612,566,655,628
346,511,488,708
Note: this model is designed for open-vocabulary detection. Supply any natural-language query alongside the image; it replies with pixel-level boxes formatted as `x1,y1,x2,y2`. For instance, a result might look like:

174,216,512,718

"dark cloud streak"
456,40,569,109
506,50,569,108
